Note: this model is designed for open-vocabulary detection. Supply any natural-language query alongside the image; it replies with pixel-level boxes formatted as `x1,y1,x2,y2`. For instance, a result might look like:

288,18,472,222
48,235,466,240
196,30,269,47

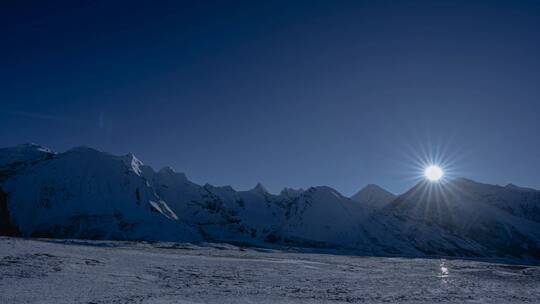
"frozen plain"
1,237,539,304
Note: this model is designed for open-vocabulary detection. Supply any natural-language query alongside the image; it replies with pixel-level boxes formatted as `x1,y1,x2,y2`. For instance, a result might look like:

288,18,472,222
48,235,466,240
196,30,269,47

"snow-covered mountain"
0,145,200,241
0,144,55,182
452,178,540,223
0,144,539,262
350,184,396,208
380,179,540,260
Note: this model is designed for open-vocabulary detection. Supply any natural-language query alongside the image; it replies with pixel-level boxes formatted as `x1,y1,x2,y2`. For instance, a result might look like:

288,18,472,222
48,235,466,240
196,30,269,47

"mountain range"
1,144,539,262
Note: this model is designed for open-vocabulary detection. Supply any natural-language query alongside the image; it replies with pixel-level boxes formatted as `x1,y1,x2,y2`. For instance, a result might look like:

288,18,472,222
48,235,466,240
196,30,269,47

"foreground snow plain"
1,237,539,304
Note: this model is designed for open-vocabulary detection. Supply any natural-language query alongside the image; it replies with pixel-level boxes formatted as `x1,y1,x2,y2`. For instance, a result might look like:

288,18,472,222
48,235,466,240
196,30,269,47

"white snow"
0,237,538,304
1,146,200,242
1,144,539,263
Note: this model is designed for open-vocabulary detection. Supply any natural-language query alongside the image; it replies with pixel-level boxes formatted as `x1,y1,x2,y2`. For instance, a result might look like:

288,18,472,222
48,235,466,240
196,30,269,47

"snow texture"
0,237,538,304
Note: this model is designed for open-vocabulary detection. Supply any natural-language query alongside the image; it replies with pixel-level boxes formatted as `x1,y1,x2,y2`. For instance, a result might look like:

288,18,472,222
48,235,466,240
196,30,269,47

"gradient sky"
2,1,539,195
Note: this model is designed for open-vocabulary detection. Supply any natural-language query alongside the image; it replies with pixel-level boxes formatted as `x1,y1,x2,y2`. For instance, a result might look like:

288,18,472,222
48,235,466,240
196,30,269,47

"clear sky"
1,1,539,195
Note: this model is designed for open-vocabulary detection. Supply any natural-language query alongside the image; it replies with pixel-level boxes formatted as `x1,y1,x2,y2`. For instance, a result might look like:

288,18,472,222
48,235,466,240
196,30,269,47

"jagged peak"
250,182,269,194
125,152,142,163
124,152,143,163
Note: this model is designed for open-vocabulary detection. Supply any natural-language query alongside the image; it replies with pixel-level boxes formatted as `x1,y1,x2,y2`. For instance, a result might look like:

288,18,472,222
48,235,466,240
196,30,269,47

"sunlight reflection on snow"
439,260,449,278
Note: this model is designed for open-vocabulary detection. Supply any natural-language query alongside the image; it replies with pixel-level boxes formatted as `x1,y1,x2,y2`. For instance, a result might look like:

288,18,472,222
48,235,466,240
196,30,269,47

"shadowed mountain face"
0,144,539,262
389,178,540,226
384,180,540,259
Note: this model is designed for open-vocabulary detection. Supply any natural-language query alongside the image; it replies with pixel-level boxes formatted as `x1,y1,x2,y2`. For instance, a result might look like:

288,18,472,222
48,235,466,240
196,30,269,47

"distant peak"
124,152,142,164
351,183,396,206
353,184,394,196
158,166,176,175
120,152,144,176
364,184,391,192
251,182,268,194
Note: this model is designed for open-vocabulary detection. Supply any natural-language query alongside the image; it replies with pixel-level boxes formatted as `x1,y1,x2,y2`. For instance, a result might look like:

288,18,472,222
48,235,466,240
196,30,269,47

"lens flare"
424,165,444,181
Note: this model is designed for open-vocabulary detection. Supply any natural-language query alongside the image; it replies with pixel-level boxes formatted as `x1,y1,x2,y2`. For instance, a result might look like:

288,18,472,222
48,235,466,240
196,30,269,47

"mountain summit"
350,184,396,208
0,144,539,262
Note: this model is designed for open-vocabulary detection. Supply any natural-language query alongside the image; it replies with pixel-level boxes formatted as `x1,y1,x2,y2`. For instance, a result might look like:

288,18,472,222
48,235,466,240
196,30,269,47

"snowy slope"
145,165,266,240
0,144,54,182
381,180,540,260
451,178,540,223
0,146,200,241
271,186,371,248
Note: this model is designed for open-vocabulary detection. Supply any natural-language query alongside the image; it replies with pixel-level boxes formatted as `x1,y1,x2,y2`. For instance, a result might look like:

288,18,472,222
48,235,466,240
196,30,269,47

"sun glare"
424,165,444,181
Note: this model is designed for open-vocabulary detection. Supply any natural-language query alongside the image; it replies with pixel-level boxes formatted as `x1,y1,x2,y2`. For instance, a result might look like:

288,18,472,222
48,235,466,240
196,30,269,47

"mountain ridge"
0,144,538,262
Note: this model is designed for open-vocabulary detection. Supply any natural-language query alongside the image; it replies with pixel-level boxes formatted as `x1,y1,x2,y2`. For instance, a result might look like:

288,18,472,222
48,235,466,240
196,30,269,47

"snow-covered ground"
1,237,538,303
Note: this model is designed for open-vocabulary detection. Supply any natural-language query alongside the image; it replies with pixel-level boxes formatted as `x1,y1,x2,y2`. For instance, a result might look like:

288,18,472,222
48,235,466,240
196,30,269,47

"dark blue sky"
2,0,539,194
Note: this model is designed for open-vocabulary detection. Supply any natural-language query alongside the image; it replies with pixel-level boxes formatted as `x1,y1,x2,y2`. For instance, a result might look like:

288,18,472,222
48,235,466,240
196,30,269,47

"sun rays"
390,138,477,224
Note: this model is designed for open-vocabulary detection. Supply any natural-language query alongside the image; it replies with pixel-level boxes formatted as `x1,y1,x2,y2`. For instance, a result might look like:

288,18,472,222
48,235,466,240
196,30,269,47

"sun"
424,165,444,181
